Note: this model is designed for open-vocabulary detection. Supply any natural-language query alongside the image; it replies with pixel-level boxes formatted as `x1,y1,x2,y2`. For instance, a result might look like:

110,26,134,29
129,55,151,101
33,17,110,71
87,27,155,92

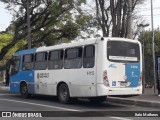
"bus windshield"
107,41,140,62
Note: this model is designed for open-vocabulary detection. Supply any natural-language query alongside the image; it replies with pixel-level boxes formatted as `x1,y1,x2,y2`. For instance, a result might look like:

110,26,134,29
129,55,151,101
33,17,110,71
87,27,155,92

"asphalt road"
0,93,159,120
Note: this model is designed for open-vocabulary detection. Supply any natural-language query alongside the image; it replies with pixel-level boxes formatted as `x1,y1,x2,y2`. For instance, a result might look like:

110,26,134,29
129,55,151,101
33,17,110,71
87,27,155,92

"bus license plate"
120,81,128,86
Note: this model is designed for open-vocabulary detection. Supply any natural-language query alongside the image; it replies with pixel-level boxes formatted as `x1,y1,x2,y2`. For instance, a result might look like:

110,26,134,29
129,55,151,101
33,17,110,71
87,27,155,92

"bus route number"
87,71,94,75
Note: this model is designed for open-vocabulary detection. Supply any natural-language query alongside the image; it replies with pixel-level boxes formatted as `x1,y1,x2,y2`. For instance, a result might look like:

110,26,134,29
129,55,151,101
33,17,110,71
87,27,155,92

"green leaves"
0,0,98,62
0,33,27,65
138,28,160,55
0,34,13,49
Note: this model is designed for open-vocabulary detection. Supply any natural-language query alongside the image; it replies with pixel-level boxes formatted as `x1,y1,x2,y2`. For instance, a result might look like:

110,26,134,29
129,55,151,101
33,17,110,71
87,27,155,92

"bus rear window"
107,41,140,62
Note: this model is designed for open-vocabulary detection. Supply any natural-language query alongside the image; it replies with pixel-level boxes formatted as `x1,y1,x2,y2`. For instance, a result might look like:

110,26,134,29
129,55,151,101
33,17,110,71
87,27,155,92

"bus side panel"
68,44,98,97
67,68,97,97
125,63,140,87
10,48,36,94
19,70,35,94
10,74,20,93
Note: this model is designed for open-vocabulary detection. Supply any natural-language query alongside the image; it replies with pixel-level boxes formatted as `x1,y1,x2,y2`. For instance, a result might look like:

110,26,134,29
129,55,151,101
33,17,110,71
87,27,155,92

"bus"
9,37,142,103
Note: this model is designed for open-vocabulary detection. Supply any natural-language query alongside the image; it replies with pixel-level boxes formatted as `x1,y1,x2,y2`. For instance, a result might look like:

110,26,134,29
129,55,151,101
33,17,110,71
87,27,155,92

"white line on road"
110,117,132,120
0,98,80,111
0,94,16,95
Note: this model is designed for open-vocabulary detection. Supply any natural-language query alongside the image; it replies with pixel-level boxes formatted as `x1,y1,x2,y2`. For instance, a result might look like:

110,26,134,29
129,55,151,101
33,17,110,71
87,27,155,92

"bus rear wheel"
20,82,31,98
89,96,106,103
58,83,70,104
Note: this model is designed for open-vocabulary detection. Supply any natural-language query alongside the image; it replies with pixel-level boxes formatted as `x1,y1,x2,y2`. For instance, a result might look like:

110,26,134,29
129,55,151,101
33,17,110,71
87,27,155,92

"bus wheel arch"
57,82,70,104
20,81,31,98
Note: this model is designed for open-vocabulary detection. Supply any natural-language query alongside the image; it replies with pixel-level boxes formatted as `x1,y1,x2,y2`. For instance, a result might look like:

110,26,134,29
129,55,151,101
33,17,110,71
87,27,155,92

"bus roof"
13,37,140,55
14,48,36,55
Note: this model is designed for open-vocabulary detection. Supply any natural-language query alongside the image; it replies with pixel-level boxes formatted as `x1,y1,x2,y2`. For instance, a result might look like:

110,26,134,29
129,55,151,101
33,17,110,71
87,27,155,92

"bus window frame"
22,54,34,71
34,52,48,70
10,55,21,75
48,49,64,70
107,41,140,63
83,45,95,68
64,47,83,69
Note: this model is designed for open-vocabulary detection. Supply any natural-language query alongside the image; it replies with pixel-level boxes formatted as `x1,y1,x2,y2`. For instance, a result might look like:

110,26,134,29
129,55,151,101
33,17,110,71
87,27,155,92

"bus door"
10,55,21,92
20,54,35,94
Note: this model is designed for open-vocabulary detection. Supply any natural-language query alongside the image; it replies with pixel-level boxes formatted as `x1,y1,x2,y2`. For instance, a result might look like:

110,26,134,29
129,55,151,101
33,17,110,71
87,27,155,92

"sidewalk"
108,88,160,109
0,82,10,92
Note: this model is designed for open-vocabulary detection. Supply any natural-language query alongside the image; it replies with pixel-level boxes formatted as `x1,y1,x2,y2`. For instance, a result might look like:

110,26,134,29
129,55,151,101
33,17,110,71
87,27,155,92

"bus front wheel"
20,82,31,98
58,83,70,104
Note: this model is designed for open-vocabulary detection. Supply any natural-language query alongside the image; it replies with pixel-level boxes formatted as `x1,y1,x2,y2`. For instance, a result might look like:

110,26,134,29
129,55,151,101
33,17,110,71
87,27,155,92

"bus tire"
58,83,70,104
89,96,106,103
20,82,31,98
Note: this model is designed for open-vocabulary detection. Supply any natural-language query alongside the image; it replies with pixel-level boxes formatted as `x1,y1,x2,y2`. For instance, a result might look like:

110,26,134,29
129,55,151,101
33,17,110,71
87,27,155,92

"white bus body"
10,37,142,103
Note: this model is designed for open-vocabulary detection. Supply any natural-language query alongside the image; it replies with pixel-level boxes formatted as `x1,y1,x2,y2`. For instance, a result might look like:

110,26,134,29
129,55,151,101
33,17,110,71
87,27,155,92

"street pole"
27,0,31,49
142,32,145,93
127,0,132,39
151,0,156,93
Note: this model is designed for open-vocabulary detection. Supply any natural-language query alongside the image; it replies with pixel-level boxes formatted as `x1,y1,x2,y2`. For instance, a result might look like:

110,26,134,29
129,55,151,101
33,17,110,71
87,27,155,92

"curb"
0,86,10,91
107,97,160,109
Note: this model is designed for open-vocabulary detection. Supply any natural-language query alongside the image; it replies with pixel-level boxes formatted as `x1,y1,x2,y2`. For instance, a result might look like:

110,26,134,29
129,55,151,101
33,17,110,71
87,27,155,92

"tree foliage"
0,33,26,69
138,28,160,84
0,0,96,61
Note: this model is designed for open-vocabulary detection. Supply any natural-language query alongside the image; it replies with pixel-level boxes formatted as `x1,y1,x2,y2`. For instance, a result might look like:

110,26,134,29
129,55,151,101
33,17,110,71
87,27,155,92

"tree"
138,28,160,84
95,0,146,37
0,33,26,70
0,0,95,61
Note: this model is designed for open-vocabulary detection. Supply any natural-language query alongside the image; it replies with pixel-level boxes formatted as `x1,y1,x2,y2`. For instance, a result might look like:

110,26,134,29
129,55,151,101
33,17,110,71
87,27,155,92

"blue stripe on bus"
125,63,140,87
10,48,36,93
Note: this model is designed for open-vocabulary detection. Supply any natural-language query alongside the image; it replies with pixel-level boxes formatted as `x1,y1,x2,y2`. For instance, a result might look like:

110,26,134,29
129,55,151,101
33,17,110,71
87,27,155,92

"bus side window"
83,45,95,68
48,50,63,69
22,54,34,70
64,47,82,69
10,56,21,75
34,52,48,70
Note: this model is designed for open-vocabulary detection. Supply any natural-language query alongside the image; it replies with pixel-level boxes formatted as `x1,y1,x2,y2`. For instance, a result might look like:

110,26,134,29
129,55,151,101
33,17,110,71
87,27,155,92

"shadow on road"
9,94,126,110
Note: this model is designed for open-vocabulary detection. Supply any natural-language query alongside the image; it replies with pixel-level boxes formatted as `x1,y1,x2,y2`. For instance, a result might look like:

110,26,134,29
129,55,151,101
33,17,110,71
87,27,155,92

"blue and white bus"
9,37,142,103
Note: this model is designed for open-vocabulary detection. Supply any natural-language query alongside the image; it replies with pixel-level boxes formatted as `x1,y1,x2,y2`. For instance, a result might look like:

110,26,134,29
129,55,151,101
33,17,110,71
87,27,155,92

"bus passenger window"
83,45,95,68
34,52,48,70
10,56,20,75
64,47,82,69
48,50,63,69
22,54,34,70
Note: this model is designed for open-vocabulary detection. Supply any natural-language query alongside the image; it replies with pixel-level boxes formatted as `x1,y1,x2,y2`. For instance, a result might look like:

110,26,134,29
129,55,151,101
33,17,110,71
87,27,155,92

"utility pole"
127,0,132,39
150,0,156,93
27,0,31,49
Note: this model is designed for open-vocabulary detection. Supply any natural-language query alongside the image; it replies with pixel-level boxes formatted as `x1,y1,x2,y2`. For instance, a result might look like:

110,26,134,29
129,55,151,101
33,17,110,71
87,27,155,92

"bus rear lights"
140,72,142,81
103,70,109,86
103,70,107,80
138,72,142,86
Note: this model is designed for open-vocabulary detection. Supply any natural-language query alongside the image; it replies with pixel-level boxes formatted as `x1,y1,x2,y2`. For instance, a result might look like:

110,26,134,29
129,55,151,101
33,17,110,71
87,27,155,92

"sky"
136,0,160,29
0,0,160,32
0,2,12,31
